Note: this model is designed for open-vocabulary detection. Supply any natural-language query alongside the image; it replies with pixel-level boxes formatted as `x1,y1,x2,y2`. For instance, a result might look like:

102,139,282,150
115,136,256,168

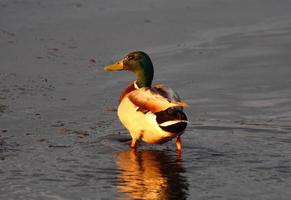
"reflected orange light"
115,149,188,200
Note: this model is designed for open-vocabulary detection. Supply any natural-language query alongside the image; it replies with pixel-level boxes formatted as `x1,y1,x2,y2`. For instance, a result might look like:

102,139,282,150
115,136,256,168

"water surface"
1,0,291,199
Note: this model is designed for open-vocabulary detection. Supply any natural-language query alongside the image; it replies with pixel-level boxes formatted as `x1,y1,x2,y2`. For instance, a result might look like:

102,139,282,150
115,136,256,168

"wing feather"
127,87,188,113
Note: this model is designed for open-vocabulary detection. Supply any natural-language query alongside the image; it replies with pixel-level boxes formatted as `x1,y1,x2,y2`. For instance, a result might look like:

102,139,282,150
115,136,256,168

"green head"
104,51,154,88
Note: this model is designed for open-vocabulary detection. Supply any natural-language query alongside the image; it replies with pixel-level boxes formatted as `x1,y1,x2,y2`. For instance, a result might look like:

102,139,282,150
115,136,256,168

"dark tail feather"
160,122,188,133
155,107,188,133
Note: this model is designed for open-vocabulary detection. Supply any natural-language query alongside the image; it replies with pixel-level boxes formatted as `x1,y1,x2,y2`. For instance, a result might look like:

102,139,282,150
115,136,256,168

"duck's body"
118,81,187,146
104,51,188,150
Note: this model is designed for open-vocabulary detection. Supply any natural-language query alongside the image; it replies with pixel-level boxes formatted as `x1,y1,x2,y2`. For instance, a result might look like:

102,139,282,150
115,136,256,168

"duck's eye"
127,55,135,60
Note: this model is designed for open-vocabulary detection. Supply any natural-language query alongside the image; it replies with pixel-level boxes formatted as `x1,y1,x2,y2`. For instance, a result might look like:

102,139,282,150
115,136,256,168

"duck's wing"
127,87,188,113
153,84,181,102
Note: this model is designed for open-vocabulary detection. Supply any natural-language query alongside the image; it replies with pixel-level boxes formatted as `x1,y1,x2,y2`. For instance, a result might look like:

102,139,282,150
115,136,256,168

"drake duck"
104,51,188,151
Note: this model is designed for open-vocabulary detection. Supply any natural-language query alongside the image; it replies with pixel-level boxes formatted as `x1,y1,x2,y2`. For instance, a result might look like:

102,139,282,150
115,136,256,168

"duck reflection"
116,150,188,200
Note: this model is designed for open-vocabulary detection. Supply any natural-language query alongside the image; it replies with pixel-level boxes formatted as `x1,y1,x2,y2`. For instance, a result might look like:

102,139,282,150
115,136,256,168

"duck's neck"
134,62,154,88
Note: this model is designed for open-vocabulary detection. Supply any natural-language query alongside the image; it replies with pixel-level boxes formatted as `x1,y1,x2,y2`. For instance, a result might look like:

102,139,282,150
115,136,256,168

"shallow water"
1,0,291,199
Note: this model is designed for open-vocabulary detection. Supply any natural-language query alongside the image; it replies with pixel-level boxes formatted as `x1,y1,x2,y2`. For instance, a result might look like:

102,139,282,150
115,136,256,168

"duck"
104,51,188,151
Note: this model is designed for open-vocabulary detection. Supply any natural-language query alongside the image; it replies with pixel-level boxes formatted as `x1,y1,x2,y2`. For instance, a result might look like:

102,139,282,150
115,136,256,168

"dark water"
1,0,291,199
1,122,291,200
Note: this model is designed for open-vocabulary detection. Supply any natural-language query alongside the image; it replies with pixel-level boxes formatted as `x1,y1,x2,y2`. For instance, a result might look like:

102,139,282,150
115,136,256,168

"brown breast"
119,82,136,102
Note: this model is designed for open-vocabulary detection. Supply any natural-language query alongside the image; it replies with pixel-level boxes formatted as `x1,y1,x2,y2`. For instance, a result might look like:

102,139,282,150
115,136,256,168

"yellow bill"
104,61,124,71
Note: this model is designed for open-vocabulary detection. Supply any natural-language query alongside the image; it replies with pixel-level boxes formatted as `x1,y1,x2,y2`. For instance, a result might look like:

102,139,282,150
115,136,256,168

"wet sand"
1,0,291,199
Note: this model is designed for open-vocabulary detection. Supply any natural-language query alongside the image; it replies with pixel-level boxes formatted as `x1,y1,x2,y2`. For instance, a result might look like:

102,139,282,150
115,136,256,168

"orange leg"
176,136,182,151
130,138,138,149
